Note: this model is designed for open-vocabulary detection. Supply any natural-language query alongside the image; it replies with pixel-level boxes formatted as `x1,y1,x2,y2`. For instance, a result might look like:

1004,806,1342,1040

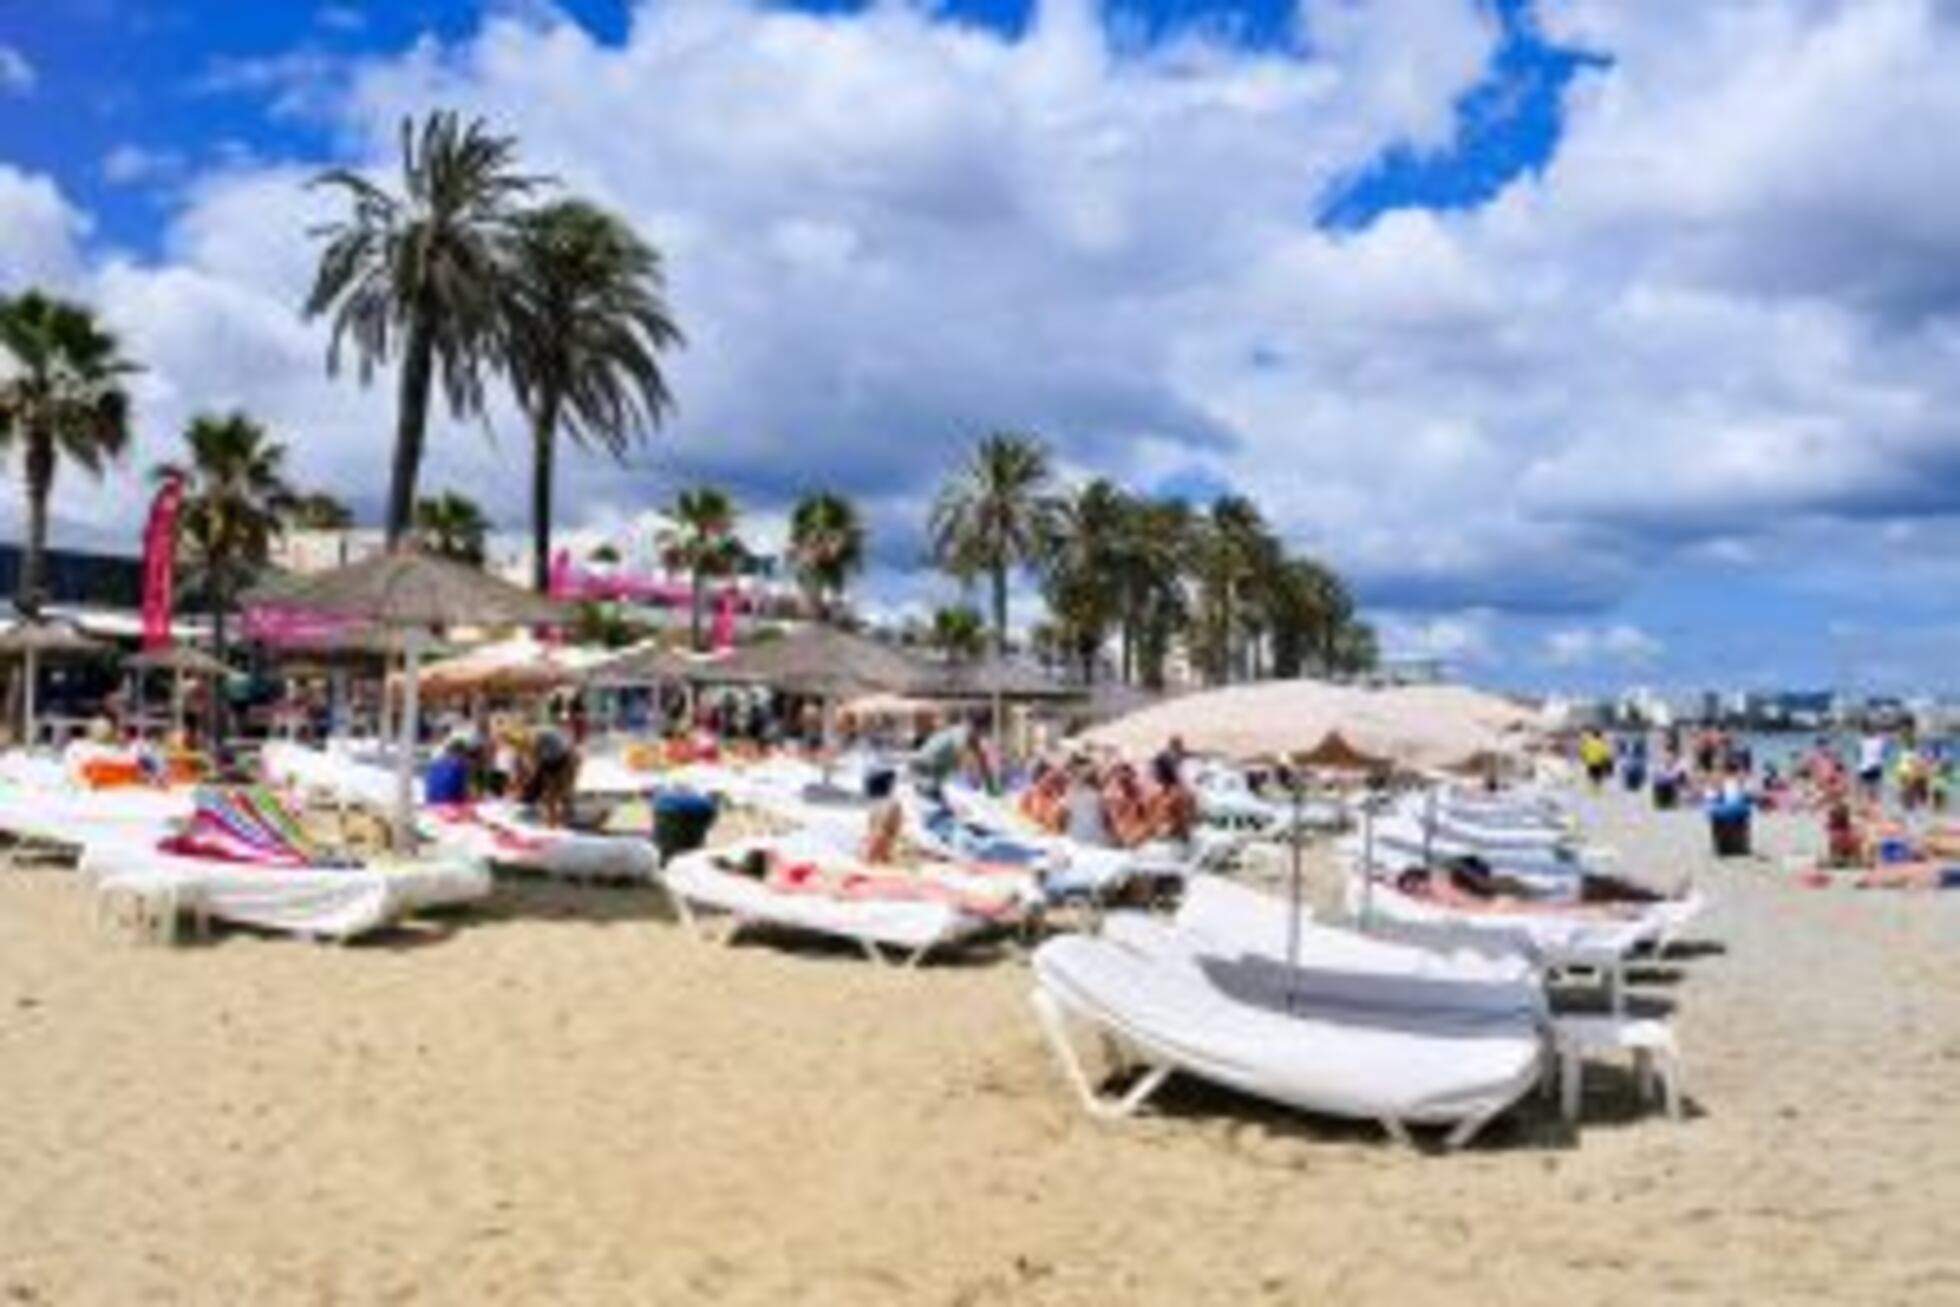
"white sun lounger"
424,802,659,883
659,840,1001,967
79,839,492,944
1030,931,1545,1147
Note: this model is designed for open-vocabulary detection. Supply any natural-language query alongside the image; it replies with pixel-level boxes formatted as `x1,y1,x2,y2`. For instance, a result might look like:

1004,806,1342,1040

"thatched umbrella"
126,644,231,736
707,624,932,699
241,550,568,848
916,656,1082,704
0,619,109,745
581,641,726,689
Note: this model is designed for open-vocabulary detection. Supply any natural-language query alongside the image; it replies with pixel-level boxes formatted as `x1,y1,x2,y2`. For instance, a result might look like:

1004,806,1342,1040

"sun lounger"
1029,930,1545,1147
425,802,659,883
660,839,1004,966
80,837,492,943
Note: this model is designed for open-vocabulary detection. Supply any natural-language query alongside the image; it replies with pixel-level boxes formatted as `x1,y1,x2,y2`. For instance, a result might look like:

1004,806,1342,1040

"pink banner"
711,586,736,652
140,474,184,651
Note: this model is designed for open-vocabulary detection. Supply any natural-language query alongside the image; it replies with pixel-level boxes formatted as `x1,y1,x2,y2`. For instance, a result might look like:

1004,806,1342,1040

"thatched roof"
126,645,230,676
913,656,1083,703
241,549,566,630
0,619,109,657
706,625,933,698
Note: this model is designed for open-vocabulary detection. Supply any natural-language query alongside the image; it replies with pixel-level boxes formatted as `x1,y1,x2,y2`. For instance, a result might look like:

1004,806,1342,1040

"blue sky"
5,1,1960,696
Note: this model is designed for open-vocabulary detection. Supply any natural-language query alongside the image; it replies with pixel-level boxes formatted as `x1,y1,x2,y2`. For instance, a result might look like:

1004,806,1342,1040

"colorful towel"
160,786,356,869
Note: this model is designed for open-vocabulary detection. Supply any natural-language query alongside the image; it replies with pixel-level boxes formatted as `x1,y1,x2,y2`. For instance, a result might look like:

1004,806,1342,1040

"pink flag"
712,586,737,652
140,474,185,651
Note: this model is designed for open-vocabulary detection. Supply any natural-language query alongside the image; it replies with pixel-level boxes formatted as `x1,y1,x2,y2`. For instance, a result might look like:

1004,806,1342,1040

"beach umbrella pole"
1422,783,1437,870
393,633,423,852
1286,772,1305,1011
1359,794,1376,934
22,647,36,749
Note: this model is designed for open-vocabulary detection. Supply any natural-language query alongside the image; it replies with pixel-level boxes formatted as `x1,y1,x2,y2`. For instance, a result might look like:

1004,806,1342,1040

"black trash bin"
1709,806,1751,857
653,791,718,864
1652,777,1679,810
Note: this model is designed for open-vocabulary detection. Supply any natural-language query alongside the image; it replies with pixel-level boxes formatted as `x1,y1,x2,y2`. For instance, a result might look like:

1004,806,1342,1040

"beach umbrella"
581,641,725,689
0,619,108,746
707,624,933,700
126,644,231,736
241,550,568,849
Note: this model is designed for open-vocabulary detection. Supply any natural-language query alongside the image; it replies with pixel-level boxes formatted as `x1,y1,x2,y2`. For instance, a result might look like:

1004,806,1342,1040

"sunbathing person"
860,769,905,866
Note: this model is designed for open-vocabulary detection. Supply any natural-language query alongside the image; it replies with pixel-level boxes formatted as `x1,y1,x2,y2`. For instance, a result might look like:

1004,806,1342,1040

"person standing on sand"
1579,728,1613,789
1857,731,1888,802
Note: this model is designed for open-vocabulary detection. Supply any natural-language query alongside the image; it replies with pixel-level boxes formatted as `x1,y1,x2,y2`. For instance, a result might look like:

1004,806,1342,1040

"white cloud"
1542,623,1664,668
0,165,87,289
0,45,34,97
102,144,186,187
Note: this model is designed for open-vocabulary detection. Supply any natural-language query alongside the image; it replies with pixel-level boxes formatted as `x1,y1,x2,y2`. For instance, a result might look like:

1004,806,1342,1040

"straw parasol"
581,641,726,689
0,618,108,745
126,645,231,737
915,655,1083,704
706,624,932,699
241,550,568,848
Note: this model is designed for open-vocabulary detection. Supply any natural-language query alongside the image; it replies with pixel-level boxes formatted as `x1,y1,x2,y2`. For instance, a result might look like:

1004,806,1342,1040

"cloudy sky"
4,0,1960,694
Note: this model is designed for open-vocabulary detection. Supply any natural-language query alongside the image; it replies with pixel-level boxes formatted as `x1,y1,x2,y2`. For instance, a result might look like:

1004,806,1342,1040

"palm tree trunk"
19,430,54,615
528,394,561,593
989,565,1008,661
690,568,705,651
210,569,230,749
385,307,437,547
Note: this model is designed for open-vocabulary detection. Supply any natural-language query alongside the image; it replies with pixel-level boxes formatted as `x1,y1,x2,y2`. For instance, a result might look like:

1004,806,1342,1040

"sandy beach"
2,793,1956,1306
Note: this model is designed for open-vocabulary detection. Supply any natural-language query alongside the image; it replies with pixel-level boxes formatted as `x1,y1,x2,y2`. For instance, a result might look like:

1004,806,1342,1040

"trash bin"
1652,777,1679,810
653,791,718,863
1708,802,1751,857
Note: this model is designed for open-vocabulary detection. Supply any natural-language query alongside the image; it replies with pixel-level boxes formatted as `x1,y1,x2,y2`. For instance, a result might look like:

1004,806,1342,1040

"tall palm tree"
0,291,136,614
1040,477,1128,683
930,604,986,664
787,490,865,622
414,491,491,565
1116,496,1193,689
504,199,683,592
156,412,295,738
928,432,1062,665
286,490,354,530
660,486,740,651
305,110,542,546
1192,494,1277,684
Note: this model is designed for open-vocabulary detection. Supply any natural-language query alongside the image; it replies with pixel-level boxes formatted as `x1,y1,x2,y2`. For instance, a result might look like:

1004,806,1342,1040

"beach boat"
659,836,1014,967
1029,928,1545,1147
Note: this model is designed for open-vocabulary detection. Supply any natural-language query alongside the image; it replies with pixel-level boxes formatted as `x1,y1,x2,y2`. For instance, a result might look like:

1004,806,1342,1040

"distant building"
0,544,144,609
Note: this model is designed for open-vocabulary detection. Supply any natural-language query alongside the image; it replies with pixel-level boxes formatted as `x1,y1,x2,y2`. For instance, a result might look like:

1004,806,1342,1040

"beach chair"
659,840,1006,967
1029,929,1546,1148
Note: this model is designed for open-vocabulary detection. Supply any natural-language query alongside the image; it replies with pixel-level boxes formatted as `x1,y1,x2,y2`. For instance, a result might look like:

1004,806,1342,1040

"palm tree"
787,490,865,621
414,491,491,565
1192,494,1277,683
0,291,136,614
504,199,683,592
928,432,1062,665
156,412,295,738
1116,496,1193,689
930,604,986,664
660,486,740,651
286,490,353,530
305,110,542,546
1040,477,1128,683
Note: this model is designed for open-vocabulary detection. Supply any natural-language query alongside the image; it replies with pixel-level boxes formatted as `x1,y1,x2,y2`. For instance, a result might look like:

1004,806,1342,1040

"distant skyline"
4,1,1960,693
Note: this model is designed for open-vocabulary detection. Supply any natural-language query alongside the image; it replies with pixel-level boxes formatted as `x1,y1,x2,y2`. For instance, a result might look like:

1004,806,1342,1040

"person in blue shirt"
424,736,474,807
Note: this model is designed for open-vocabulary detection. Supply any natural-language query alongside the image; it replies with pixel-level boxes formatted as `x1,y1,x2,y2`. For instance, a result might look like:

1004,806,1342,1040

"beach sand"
2,793,1957,1305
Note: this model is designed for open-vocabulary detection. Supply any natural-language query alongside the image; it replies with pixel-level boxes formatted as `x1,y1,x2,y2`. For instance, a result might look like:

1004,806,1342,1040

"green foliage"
0,290,138,613
788,489,866,621
414,490,493,565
